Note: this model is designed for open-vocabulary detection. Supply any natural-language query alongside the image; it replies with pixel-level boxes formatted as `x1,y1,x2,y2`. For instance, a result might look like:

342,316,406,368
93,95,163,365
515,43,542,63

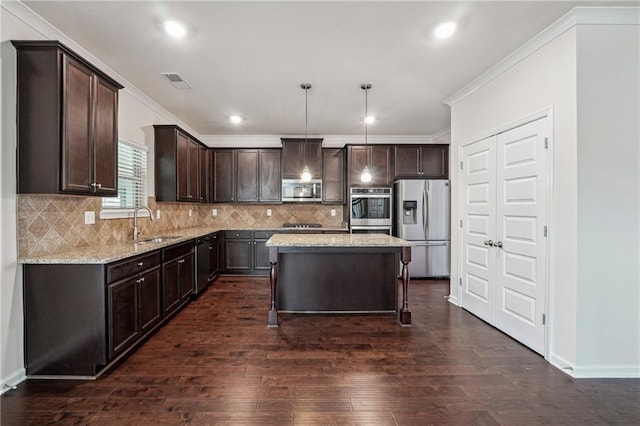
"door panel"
461,136,496,324
495,117,548,354
93,77,118,194
426,180,450,241
396,180,426,241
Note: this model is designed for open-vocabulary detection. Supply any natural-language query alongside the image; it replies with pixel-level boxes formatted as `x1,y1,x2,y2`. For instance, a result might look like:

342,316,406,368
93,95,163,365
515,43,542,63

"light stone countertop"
265,233,412,248
19,225,349,264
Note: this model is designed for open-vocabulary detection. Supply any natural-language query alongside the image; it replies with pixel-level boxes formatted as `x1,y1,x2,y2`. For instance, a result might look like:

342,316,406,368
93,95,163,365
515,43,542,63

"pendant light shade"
361,83,373,183
300,83,312,182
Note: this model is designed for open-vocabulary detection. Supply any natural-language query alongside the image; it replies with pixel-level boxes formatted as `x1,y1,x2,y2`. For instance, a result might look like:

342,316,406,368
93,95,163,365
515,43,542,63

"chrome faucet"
133,206,155,241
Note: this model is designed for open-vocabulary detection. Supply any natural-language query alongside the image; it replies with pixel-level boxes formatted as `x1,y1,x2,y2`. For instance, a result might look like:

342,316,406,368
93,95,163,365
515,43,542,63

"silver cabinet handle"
495,241,503,248
484,240,494,247
178,259,186,264
136,277,145,283
137,262,144,266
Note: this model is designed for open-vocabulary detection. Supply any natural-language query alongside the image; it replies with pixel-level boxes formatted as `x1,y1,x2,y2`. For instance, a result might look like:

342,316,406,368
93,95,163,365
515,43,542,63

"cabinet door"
162,259,181,315
212,149,235,202
282,139,322,179
187,140,199,201
209,240,221,276
259,150,281,202
253,239,271,270
176,132,190,201
139,267,161,333
348,146,369,186
349,146,393,186
178,253,194,300
370,146,393,185
225,240,252,271
199,146,209,203
236,150,259,202
62,55,93,193
394,146,421,178
108,276,139,357
421,145,449,178
92,77,119,195
322,148,345,204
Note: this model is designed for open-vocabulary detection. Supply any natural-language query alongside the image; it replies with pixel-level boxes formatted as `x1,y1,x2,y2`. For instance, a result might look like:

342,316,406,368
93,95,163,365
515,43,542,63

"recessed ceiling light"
364,116,376,125
163,20,186,38
434,22,456,40
230,115,242,124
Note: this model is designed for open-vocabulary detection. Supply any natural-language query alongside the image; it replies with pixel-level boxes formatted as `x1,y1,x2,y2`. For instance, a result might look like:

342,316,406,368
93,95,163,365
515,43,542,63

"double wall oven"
349,187,393,234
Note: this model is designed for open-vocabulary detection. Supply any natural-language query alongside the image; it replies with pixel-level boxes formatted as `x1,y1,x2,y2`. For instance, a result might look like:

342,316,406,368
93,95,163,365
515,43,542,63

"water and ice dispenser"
402,200,417,225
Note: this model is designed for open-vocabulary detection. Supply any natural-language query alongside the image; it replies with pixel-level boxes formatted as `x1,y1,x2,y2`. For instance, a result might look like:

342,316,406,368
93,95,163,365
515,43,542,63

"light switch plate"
84,211,95,225
212,209,217,216
267,209,272,217
188,209,192,217
331,209,336,217
156,210,161,219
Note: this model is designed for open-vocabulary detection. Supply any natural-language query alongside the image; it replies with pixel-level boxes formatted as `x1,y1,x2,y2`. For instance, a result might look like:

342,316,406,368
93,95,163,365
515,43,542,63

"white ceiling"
21,1,631,137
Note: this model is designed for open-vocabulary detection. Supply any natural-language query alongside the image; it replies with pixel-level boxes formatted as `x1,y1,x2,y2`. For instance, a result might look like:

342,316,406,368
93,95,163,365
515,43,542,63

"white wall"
449,27,579,369
575,24,639,374
448,13,640,377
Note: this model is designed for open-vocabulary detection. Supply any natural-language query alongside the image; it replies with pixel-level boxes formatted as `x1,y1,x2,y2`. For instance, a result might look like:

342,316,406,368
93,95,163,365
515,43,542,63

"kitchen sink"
137,235,182,244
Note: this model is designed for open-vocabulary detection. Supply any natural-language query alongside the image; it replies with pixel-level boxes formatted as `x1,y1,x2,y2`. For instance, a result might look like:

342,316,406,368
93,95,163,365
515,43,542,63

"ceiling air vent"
161,72,191,89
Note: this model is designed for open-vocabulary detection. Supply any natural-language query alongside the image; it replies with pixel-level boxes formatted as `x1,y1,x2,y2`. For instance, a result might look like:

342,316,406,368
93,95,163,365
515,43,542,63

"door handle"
484,240,494,247
495,241,503,248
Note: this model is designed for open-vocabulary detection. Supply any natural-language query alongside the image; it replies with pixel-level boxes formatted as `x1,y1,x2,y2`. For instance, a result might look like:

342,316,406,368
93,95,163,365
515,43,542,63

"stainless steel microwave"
282,179,322,202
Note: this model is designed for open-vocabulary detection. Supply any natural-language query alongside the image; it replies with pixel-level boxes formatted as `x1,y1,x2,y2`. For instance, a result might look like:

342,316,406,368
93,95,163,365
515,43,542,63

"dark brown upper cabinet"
236,149,282,203
347,145,394,187
154,125,208,203
211,149,235,202
13,40,123,196
394,145,449,179
322,148,346,204
281,138,323,179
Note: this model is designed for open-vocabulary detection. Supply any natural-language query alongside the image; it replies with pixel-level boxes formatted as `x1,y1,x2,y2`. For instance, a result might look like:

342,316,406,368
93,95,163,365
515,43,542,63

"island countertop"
265,233,412,248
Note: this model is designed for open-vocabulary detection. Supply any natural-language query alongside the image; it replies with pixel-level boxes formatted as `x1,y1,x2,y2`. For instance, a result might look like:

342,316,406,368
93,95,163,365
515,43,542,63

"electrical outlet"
156,210,161,219
84,211,95,225
188,209,192,217
267,209,272,217
212,209,217,216
331,209,336,217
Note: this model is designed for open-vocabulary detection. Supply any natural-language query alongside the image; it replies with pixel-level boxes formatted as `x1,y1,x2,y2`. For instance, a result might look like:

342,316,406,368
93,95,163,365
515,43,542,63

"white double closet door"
461,116,549,355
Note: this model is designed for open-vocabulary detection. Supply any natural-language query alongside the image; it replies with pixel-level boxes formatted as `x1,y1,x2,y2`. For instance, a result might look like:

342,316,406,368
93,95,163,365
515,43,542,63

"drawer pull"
137,262,144,267
178,259,186,264
136,277,145,283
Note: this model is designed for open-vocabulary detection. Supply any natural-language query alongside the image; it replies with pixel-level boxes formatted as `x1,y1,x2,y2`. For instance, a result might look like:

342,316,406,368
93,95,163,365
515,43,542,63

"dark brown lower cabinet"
162,241,194,316
108,267,161,358
224,231,274,275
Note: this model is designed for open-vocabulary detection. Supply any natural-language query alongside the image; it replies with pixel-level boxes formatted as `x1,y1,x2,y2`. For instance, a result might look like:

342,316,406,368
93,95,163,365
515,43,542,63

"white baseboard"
447,295,460,307
1,368,26,395
549,353,640,378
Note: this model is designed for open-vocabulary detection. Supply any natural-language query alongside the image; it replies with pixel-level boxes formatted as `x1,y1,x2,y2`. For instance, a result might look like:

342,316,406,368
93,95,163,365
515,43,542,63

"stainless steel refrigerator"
394,179,450,278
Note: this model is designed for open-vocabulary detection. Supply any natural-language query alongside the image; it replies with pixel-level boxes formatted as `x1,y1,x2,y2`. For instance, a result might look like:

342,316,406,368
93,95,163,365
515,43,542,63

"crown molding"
443,6,640,107
200,134,435,148
2,0,202,139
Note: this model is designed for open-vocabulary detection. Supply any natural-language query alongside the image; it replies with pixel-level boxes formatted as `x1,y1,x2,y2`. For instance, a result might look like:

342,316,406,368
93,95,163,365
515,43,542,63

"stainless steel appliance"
394,179,450,278
282,179,322,202
350,187,393,234
195,233,217,295
282,223,323,229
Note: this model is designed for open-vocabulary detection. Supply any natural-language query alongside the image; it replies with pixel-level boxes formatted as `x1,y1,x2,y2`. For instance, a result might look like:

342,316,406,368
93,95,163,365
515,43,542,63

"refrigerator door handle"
423,181,429,240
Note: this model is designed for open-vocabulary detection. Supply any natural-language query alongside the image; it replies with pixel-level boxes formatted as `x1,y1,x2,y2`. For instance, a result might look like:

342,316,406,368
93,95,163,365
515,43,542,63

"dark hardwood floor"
2,276,638,425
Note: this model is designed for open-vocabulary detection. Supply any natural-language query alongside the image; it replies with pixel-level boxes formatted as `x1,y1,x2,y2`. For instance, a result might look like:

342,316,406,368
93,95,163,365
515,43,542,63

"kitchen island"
265,234,412,327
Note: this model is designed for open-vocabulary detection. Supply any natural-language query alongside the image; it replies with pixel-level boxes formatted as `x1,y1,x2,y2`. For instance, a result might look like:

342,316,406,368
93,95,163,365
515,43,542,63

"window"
100,139,148,219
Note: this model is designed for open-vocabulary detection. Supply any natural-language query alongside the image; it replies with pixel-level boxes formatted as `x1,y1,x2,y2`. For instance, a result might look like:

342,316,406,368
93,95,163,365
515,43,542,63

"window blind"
102,140,147,210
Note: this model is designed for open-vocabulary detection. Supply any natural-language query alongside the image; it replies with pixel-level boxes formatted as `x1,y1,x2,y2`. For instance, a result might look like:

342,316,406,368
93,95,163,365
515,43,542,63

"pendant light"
360,83,373,183
300,83,312,182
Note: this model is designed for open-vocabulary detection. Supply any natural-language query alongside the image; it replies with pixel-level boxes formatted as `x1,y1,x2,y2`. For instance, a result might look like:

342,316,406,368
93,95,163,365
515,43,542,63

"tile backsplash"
17,194,345,258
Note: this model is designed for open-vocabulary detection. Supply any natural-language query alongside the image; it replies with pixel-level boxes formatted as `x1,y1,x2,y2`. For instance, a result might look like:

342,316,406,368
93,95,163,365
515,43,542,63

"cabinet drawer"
107,251,161,284
254,231,276,239
225,230,252,239
162,241,194,262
